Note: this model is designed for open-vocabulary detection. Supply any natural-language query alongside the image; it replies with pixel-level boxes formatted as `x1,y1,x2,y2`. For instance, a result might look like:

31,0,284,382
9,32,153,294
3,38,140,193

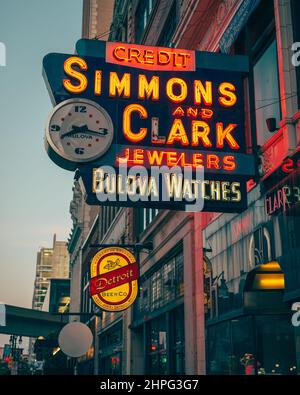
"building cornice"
68,224,82,254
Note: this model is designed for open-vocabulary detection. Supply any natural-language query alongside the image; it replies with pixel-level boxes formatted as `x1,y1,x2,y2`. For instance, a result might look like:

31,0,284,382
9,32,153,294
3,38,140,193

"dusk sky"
0,0,82,313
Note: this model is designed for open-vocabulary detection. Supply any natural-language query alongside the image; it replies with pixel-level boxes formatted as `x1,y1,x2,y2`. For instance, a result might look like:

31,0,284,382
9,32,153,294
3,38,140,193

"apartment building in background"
32,235,69,311
66,0,300,375
29,234,70,360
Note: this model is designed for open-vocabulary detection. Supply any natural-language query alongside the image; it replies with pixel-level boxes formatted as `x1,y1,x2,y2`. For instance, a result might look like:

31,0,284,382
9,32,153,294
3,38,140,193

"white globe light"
58,322,93,358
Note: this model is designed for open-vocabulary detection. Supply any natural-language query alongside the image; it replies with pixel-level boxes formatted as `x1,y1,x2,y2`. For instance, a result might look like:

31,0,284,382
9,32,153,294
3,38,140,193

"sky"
0,0,83,313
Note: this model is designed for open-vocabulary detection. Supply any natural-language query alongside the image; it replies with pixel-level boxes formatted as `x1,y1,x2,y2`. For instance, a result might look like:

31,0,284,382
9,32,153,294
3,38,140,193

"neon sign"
43,40,255,212
106,42,195,71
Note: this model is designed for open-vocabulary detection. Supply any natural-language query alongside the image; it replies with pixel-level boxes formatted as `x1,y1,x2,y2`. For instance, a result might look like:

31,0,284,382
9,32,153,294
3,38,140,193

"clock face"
45,99,114,164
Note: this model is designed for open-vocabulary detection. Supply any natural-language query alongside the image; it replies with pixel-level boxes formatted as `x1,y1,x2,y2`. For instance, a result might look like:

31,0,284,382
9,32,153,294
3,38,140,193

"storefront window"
172,307,185,374
278,213,300,293
134,249,184,320
291,0,300,108
110,354,122,375
207,315,297,375
99,322,123,375
147,315,168,374
207,321,232,374
253,39,280,146
231,316,255,375
256,315,297,375
146,307,185,375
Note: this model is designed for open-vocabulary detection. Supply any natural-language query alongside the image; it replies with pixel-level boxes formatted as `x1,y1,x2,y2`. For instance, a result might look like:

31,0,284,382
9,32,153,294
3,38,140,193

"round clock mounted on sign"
45,98,114,170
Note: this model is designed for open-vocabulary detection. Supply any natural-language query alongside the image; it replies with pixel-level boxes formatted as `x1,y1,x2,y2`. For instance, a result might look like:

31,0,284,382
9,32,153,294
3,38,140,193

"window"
231,0,279,147
158,2,177,47
253,40,280,146
171,307,185,374
135,0,157,43
147,315,167,374
101,206,120,239
134,249,184,319
291,0,300,107
139,208,159,234
115,16,128,43
82,271,91,314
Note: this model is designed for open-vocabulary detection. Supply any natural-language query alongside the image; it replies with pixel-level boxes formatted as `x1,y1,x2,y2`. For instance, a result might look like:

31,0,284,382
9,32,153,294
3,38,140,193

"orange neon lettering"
109,72,131,98
94,70,102,95
223,155,236,171
158,50,170,65
194,80,213,106
193,154,204,167
166,78,188,103
216,123,239,149
172,107,185,117
133,149,144,164
63,56,88,93
143,50,155,64
167,152,179,166
106,42,195,71
207,155,220,169
191,121,212,147
218,82,237,107
174,53,191,68
123,104,148,142
138,74,159,100
116,148,130,164
166,119,189,146
129,48,141,63
187,107,198,118
282,158,294,173
200,108,214,119
147,150,165,166
113,46,126,61
176,153,186,166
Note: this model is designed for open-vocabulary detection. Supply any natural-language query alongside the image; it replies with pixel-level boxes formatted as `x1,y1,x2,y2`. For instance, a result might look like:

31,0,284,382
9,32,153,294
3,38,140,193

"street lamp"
210,271,230,318
212,271,229,298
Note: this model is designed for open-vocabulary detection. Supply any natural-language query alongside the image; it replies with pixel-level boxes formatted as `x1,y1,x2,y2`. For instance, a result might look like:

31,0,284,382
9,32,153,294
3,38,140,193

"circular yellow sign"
90,247,139,312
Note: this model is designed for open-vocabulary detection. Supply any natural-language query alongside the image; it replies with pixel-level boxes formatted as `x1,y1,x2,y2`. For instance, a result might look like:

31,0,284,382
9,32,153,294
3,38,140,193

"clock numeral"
75,147,85,155
50,124,60,131
75,105,87,113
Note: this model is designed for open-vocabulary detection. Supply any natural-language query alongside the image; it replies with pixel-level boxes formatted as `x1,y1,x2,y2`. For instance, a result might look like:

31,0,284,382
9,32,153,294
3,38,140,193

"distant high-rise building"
32,235,69,311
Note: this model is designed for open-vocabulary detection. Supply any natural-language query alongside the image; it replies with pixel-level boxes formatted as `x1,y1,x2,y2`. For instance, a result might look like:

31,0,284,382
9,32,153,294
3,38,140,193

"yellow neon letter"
216,122,240,149
166,119,189,146
218,82,237,107
191,121,212,147
63,56,88,93
123,104,148,143
113,46,126,61
94,70,102,95
109,72,131,98
194,80,212,106
138,74,159,100
166,78,188,103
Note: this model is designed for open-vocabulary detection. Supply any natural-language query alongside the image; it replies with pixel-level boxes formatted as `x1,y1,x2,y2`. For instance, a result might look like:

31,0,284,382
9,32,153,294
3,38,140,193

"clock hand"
85,127,108,136
61,125,108,139
61,125,88,138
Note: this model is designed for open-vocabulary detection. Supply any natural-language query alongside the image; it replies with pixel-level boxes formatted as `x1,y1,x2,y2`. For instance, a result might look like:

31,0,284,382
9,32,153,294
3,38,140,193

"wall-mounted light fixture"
266,117,279,133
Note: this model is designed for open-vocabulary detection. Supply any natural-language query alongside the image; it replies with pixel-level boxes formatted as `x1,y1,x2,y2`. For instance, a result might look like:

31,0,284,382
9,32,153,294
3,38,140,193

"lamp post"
9,335,23,375
210,271,229,317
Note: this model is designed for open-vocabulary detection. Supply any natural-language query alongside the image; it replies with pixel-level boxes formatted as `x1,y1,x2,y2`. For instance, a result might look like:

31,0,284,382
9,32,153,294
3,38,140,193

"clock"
45,98,114,170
